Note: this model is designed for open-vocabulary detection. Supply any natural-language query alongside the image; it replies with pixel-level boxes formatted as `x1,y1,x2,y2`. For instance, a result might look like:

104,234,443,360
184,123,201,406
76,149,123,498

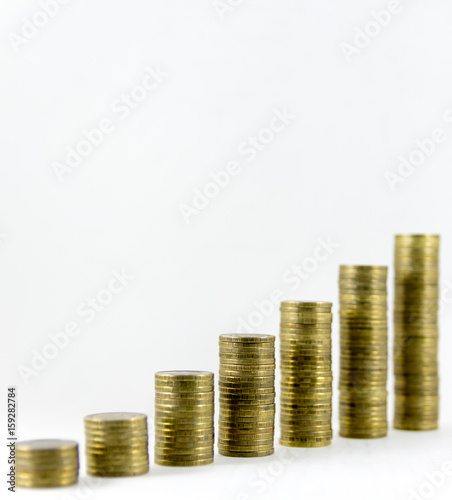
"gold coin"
218,449,274,458
281,301,332,309
154,457,213,467
219,334,275,343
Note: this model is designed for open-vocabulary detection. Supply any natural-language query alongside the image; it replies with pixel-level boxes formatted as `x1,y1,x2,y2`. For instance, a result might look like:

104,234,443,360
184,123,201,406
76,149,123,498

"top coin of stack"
84,413,149,477
154,370,214,467
17,439,79,488
279,301,333,448
393,234,440,431
218,334,276,458
339,265,388,439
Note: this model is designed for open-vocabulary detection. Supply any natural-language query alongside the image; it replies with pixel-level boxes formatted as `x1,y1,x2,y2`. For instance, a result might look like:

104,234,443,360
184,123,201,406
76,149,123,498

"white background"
1,0,452,499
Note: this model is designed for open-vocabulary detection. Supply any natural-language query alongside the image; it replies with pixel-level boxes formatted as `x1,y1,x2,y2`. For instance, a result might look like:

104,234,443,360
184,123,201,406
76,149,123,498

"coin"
279,437,331,448
17,440,79,488
338,266,388,439
218,449,274,458
154,456,214,467
220,334,275,343
281,301,332,309
84,413,148,477
154,371,214,467
393,235,440,431
218,334,275,457
279,301,333,447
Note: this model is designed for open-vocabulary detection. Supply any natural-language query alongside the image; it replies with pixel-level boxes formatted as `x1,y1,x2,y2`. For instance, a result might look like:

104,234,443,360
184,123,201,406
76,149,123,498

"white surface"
1,1,451,499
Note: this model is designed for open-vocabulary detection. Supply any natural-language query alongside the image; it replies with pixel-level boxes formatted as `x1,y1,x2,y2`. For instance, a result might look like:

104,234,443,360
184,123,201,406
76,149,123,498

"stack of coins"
279,301,333,448
339,265,388,439
394,234,440,431
218,334,275,457
17,439,79,487
84,413,149,476
154,371,214,466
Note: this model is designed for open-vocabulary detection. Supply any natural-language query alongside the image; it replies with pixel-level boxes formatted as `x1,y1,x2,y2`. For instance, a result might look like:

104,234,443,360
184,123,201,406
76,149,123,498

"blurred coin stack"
154,371,214,466
218,334,275,457
85,413,149,476
17,439,79,487
279,301,333,448
339,265,388,439
394,234,440,431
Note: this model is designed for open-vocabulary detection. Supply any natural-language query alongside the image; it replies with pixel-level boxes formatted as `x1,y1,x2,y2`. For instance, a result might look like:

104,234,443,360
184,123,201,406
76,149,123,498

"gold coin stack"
84,413,149,476
17,439,79,487
279,301,333,448
394,234,440,431
218,334,275,457
339,265,388,439
154,371,214,466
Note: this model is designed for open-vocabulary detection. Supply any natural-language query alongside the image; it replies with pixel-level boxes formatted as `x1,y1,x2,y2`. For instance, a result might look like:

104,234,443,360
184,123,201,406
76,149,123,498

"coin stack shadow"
218,334,276,457
339,265,388,439
394,234,440,431
279,301,333,448
17,439,79,487
84,413,149,476
154,371,214,466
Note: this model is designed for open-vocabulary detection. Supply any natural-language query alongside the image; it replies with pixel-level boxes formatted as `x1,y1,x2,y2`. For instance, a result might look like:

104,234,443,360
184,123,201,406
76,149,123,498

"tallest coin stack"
393,234,440,431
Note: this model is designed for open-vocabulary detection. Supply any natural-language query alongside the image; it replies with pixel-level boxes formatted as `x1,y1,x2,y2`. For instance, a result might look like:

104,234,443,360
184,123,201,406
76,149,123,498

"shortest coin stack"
218,334,276,458
85,413,149,477
17,439,79,488
155,371,214,467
